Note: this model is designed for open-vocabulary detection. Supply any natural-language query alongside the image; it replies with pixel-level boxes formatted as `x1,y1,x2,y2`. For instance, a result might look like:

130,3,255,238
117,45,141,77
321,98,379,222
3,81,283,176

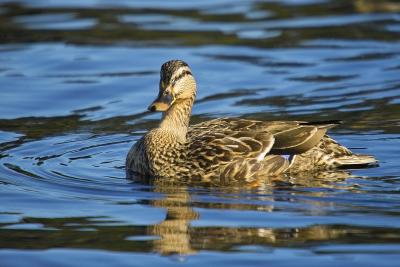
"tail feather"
335,154,378,167
300,120,343,126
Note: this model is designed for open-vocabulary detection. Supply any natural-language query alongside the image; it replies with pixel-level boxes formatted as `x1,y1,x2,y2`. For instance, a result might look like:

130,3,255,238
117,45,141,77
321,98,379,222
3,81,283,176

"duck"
126,60,377,184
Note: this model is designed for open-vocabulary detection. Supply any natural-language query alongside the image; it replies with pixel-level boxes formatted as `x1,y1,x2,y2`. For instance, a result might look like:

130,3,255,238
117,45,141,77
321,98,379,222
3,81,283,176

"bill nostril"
148,105,156,112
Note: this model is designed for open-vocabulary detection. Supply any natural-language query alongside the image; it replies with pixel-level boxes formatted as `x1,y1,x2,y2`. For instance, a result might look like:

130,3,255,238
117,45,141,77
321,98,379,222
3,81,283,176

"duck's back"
187,118,377,176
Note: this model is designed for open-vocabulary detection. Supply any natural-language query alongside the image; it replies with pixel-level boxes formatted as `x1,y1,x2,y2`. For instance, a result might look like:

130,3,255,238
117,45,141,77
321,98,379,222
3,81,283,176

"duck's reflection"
355,0,400,13
134,170,354,255
149,185,198,255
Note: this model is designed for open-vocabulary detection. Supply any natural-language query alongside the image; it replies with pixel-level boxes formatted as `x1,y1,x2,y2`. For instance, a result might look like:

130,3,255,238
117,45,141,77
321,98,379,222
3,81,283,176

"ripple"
13,13,97,30
0,134,132,198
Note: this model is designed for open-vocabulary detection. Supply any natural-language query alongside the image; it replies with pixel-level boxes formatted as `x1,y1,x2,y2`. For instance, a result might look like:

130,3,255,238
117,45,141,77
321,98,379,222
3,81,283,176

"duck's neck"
159,96,195,142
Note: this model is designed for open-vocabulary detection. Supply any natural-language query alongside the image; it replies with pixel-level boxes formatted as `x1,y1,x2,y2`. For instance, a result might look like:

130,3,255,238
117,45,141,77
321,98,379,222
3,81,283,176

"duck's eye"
163,89,170,96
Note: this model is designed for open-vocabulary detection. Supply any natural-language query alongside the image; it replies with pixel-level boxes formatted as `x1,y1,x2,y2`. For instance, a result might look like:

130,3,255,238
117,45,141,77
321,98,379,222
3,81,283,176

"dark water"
1,0,400,266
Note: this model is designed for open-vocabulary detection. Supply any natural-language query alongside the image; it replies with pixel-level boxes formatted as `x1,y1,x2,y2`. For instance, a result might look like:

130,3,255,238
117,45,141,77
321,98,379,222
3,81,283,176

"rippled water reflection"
1,0,400,266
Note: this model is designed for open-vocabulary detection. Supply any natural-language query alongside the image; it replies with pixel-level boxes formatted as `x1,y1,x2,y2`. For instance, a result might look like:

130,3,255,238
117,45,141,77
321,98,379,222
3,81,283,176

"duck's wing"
188,126,275,164
187,128,289,181
190,118,340,155
268,121,340,154
187,119,289,179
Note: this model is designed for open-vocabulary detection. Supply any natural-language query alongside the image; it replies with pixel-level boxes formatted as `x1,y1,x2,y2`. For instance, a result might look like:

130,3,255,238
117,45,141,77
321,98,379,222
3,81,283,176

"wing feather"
187,118,339,179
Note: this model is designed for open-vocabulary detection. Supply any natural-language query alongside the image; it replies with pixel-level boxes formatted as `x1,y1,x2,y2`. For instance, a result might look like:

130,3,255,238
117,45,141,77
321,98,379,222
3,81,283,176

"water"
1,0,400,266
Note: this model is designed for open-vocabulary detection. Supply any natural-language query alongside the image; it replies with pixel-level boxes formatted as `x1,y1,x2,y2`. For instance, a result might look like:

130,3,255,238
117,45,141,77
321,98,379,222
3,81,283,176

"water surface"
1,0,400,266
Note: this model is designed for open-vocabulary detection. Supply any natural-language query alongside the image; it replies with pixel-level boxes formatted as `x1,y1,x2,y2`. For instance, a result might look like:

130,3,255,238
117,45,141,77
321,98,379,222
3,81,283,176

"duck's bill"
147,94,173,112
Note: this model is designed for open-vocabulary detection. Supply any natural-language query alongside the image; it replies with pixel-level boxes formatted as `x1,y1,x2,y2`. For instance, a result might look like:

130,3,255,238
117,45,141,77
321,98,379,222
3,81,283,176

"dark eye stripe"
171,70,192,87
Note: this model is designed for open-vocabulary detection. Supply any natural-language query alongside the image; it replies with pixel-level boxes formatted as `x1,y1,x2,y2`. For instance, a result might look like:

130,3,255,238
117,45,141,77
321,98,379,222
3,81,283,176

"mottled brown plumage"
126,60,377,184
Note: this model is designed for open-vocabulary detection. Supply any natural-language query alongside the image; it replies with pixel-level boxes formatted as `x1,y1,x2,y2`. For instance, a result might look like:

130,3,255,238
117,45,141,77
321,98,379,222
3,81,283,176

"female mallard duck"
126,60,376,184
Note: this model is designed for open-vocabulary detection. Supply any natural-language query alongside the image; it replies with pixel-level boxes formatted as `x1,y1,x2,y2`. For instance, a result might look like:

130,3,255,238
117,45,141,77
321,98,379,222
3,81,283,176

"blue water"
1,0,400,266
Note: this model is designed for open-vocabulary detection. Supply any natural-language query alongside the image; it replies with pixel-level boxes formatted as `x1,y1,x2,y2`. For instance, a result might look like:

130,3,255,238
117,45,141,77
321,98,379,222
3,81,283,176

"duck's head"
148,60,196,112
